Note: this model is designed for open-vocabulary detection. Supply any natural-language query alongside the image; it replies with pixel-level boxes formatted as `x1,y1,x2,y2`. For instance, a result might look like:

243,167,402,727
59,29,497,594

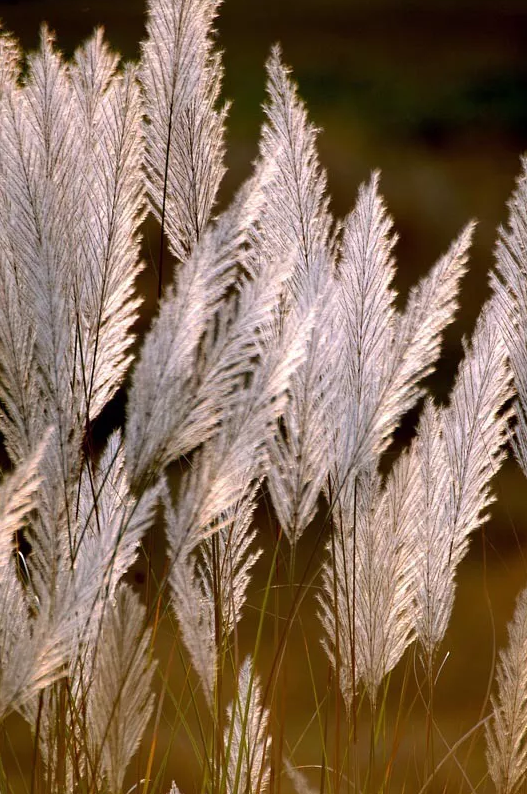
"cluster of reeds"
0,1,526,793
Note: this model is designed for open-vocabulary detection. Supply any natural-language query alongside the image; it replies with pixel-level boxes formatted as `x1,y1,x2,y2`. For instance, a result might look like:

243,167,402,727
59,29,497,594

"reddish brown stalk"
211,532,223,794
352,477,358,747
329,499,341,794
142,639,176,794
30,691,44,794
320,666,332,794
270,520,283,794
425,655,435,783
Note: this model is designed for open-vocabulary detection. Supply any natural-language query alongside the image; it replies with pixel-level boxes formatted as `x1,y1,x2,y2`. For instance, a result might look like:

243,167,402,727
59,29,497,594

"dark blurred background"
1,0,527,791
